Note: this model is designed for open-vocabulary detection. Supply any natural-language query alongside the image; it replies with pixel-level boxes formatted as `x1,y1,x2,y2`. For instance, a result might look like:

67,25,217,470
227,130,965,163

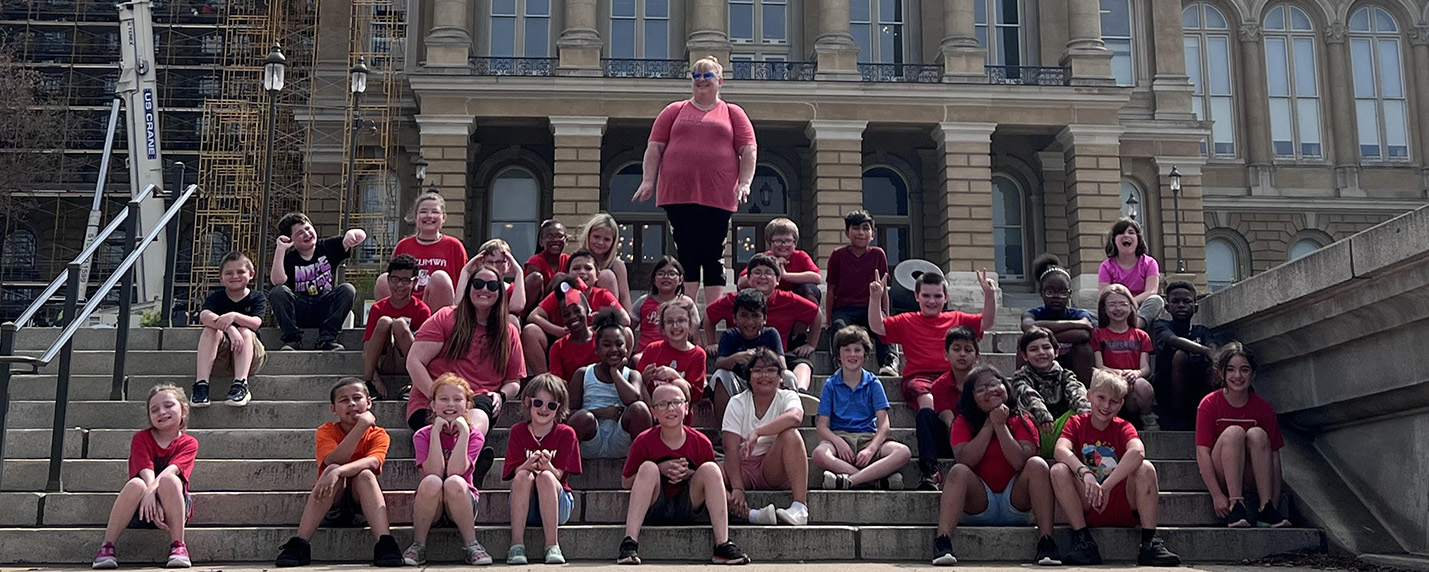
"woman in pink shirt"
1097,218,1165,328
632,56,758,312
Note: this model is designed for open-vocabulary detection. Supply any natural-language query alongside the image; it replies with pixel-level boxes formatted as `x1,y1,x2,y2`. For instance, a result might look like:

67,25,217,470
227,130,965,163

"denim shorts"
520,488,575,527
961,479,1033,526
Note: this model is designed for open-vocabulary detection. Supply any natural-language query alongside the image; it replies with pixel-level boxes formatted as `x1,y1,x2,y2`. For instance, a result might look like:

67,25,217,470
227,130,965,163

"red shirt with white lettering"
502,422,582,490
393,235,467,299
1092,327,1153,371
1195,390,1283,450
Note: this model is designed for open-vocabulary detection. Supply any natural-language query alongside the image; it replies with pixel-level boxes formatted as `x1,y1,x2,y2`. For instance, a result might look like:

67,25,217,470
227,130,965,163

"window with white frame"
1120,179,1144,221
1102,0,1134,85
730,0,787,49
862,166,911,266
975,0,1022,66
1264,5,1323,159
611,0,670,59
991,175,1025,278
1349,6,1409,160
1184,3,1236,157
490,0,551,57
490,167,542,258
851,0,904,63
1206,237,1240,291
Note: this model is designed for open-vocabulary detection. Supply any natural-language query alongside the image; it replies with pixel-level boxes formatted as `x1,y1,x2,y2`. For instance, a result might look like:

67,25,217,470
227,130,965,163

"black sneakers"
1258,502,1291,528
372,534,404,567
918,461,941,491
225,380,251,407
932,534,956,566
1137,536,1182,566
1061,530,1102,565
191,381,210,408
1227,500,1252,527
1035,535,1063,566
617,536,640,565
274,537,310,567
316,340,344,351
712,541,750,565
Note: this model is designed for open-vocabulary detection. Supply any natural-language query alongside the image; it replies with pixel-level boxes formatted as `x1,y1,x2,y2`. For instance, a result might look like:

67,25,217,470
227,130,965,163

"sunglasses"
469,278,502,292
691,71,718,81
530,398,560,411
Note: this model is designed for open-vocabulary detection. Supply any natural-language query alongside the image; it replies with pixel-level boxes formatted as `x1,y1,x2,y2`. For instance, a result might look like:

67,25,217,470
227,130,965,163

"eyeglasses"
469,278,502,292
1105,301,1133,310
691,71,717,80
973,382,1004,395
770,238,796,246
530,398,560,411
655,270,682,278
750,366,781,376
388,275,418,284
1040,289,1071,297
662,317,691,326
652,399,688,410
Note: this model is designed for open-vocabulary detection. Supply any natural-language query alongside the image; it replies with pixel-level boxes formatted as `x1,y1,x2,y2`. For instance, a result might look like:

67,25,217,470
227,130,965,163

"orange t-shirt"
314,422,391,475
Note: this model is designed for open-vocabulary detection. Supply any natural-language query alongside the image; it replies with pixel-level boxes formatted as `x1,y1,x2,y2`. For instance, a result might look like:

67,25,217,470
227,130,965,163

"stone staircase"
0,327,1324,564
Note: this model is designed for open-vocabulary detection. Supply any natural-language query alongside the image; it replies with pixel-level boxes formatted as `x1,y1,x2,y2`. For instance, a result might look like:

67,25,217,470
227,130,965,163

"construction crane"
108,0,168,303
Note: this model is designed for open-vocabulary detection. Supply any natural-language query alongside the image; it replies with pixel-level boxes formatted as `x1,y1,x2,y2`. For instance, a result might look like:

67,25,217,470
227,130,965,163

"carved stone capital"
1238,22,1261,42
1325,23,1347,44
1411,25,1429,46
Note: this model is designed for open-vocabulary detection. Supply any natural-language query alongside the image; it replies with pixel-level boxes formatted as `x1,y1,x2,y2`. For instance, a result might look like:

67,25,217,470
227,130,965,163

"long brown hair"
445,265,511,372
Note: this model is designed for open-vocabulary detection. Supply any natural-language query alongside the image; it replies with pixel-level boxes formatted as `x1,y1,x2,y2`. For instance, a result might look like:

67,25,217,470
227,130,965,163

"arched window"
1287,229,1331,261
1184,3,1236,157
2,229,38,280
1102,0,1134,85
1349,6,1409,160
1205,229,1249,291
607,163,667,288
862,166,910,265
991,175,1025,278
1264,5,1323,159
1288,238,1320,260
733,165,790,266
976,0,1022,67
490,0,551,57
490,167,541,258
730,0,787,61
1120,179,1144,220
851,0,904,64
611,0,669,59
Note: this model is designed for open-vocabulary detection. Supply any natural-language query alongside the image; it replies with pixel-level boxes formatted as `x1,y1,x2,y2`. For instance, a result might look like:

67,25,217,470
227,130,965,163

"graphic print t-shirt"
1060,413,1138,483
284,237,350,297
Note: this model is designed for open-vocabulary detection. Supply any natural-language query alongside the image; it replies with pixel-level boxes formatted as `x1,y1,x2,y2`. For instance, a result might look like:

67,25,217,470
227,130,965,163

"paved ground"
0,565,1362,572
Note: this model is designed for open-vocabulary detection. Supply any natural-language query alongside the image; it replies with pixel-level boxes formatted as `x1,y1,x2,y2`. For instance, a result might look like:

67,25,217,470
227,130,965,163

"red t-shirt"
738,250,821,292
706,289,819,347
408,306,527,419
636,340,708,403
1195,390,1284,450
1060,413,1139,483
1092,327,1153,371
882,311,983,376
930,371,964,413
826,245,889,309
525,253,569,285
393,235,467,299
623,425,717,498
128,430,199,492
503,422,583,491
634,295,664,353
364,297,432,341
537,285,620,328
548,334,598,381
649,100,757,212
950,413,1037,493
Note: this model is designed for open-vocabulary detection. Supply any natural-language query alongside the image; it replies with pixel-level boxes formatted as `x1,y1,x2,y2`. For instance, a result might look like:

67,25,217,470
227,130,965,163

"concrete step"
0,525,1323,564
1,428,84,459
0,456,1210,494
6,488,1248,527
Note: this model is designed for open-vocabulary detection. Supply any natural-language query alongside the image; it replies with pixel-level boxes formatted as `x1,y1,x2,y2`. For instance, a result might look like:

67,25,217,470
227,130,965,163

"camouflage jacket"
1010,362,1091,425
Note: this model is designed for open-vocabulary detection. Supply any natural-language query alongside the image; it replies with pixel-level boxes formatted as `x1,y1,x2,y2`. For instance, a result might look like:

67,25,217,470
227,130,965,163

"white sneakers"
750,502,809,526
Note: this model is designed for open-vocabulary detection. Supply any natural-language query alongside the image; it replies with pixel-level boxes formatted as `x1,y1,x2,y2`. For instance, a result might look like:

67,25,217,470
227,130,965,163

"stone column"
1153,158,1207,292
941,0,986,82
1037,150,1071,262
931,122,1000,308
1056,125,1123,307
687,0,732,65
549,116,608,231
1149,0,1194,119
557,0,602,74
1238,23,1275,195
813,0,861,80
415,114,476,236
1324,24,1362,194
424,0,472,66
805,120,867,261
1060,0,1115,85
1412,26,1429,194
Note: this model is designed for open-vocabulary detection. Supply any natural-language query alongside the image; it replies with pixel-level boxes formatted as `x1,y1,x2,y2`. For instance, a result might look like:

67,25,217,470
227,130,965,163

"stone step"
0,456,1210,494
0,525,1323,564
1,428,84,459
6,488,1247,527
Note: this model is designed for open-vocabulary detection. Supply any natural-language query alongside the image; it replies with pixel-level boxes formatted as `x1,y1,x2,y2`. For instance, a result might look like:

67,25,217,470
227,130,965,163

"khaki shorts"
832,431,877,454
211,331,267,379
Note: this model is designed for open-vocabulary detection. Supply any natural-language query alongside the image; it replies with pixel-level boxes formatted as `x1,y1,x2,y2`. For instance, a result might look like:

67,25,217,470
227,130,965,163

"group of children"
95,200,1293,568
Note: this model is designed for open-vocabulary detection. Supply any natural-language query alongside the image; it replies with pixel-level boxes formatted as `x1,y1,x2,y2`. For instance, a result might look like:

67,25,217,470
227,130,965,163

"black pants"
663,203,733,287
915,408,953,470
830,306,892,366
269,283,356,344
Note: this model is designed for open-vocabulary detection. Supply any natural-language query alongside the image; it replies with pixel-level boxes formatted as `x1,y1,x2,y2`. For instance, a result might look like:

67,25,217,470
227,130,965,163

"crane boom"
116,0,168,303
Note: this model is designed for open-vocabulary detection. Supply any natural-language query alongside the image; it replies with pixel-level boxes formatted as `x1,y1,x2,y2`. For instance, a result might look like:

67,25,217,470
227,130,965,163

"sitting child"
632,256,702,356
1093,285,1157,428
735,217,823,304
1010,327,1091,458
1151,281,1217,430
1050,370,1181,566
269,212,363,351
523,219,569,315
193,252,266,408
637,296,706,411
275,379,403,567
522,249,628,375
546,289,597,382
1196,343,1291,528
379,192,464,309
404,374,492,566
707,254,822,402
710,289,804,422
814,326,912,490
568,308,652,459
362,254,431,399
618,384,750,565
503,374,582,565
826,210,895,375
1020,254,1094,385
915,326,980,490
722,347,811,526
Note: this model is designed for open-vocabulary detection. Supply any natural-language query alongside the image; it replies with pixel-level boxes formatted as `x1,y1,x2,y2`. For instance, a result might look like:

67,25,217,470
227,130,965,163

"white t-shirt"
722,388,802,457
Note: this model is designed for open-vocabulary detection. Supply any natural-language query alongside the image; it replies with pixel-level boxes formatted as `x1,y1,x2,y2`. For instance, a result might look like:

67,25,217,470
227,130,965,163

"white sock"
749,508,761,520
789,501,807,512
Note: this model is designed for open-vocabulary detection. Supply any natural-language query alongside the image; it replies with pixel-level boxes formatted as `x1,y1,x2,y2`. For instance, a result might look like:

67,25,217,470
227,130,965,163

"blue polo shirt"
817,369,891,433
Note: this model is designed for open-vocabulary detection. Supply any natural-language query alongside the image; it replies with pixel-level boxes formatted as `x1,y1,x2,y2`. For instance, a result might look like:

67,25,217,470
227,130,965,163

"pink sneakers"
91,543,118,569
166,541,191,568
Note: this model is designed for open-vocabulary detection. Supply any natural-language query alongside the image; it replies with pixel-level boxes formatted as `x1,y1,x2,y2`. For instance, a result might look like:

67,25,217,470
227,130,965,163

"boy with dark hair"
1150,281,1217,430
1011,326,1092,459
709,288,805,422
736,217,823,304
270,213,366,351
194,251,266,408
869,268,996,415
275,378,403,567
707,254,822,402
363,254,431,399
914,326,980,490
825,210,895,375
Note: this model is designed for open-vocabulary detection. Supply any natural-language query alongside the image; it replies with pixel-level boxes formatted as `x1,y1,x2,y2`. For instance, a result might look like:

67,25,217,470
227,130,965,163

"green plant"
140,307,163,327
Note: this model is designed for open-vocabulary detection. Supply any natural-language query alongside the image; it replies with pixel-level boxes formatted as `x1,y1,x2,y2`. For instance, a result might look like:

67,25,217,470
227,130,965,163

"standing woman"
633,56,757,313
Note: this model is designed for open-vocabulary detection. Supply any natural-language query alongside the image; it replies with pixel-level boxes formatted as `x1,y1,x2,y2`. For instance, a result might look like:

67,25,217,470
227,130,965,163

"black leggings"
664,203,733,287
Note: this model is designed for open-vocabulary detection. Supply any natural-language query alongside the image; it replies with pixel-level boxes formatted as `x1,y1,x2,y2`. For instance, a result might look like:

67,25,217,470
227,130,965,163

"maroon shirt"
827,245,889,308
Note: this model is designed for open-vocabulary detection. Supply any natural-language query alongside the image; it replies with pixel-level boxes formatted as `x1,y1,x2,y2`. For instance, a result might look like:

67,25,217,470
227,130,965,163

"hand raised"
977,268,996,294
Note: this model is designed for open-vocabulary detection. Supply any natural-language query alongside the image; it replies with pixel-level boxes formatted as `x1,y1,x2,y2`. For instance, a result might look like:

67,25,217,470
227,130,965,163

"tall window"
1102,0,1134,85
1184,3,1236,157
731,0,787,51
733,166,790,266
611,0,669,59
851,0,904,63
1120,180,1144,220
490,167,541,257
976,0,1021,66
1349,6,1409,160
1264,5,1323,159
490,0,550,57
991,175,1024,278
862,166,910,266
359,174,398,264
1206,236,1243,291
607,163,668,289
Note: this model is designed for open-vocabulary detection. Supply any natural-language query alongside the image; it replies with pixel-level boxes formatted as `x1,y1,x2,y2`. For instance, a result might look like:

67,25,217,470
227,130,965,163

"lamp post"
414,156,428,190
1169,165,1185,272
342,57,370,232
256,43,286,290
1124,192,1139,221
